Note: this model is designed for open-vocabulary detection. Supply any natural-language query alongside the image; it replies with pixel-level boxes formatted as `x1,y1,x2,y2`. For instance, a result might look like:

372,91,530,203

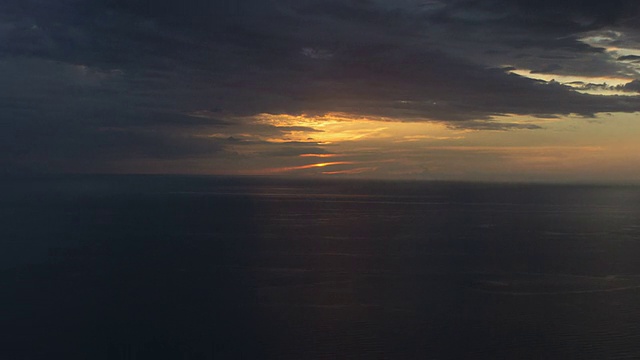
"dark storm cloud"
567,81,611,92
618,55,640,61
0,57,226,171
616,79,640,93
416,0,639,77
2,0,640,170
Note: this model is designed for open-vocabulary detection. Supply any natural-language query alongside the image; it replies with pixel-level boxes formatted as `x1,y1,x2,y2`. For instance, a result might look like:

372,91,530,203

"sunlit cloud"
251,113,394,144
322,167,378,175
249,113,477,144
396,135,466,142
421,146,604,153
299,153,342,158
508,68,635,95
579,31,625,47
261,161,355,174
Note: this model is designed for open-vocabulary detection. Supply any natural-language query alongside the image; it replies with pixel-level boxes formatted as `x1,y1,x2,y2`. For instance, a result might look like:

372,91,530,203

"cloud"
448,121,543,131
2,0,640,172
616,79,640,93
618,55,640,61
530,64,563,74
262,147,334,157
0,58,227,171
301,47,333,60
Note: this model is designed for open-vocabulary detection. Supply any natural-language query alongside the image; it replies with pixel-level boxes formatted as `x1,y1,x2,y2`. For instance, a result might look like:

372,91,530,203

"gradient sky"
3,0,640,182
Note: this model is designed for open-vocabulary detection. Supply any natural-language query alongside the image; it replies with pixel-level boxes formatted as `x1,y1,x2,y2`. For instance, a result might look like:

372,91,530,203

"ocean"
2,175,640,359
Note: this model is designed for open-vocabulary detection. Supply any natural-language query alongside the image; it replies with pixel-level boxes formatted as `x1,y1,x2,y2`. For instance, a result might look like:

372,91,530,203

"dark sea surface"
3,175,640,359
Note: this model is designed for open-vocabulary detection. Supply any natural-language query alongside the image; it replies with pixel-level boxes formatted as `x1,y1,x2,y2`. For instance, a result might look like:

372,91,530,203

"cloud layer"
2,0,640,173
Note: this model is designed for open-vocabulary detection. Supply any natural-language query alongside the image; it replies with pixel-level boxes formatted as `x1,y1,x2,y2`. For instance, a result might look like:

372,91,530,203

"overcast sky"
3,0,640,181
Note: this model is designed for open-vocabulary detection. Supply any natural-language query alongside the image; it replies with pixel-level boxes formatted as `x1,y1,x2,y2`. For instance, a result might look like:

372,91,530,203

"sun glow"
299,153,341,158
184,110,640,181
322,167,378,175
248,112,472,145
261,161,355,173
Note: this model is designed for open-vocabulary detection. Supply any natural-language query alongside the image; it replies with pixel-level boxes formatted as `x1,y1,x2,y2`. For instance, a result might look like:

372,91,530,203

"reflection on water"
2,175,640,359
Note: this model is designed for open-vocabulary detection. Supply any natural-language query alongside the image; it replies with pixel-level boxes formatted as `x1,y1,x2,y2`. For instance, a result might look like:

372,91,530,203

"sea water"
2,175,640,359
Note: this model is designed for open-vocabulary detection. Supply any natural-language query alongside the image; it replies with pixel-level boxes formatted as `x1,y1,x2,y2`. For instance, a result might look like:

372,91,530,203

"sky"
3,0,640,182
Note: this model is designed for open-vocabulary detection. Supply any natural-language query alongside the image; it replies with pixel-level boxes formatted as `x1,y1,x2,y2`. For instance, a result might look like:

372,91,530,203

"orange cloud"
299,154,341,158
322,167,378,175
262,161,355,173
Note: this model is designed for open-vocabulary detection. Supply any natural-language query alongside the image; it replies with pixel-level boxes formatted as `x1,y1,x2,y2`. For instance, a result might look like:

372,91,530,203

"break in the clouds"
2,0,640,177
